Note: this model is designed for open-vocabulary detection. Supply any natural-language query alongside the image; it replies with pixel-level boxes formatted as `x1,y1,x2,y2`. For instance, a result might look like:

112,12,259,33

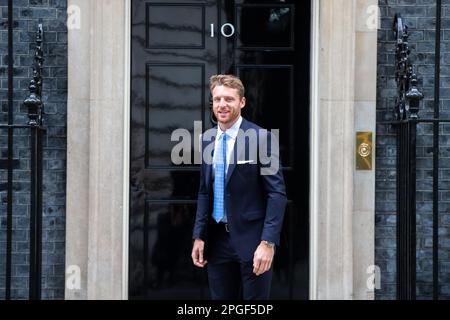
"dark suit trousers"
206,223,273,300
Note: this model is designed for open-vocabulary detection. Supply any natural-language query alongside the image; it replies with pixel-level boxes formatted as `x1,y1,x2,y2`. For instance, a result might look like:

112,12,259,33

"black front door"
129,0,310,299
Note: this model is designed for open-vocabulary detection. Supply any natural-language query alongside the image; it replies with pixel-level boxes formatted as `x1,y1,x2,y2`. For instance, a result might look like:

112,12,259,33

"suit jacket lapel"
225,118,248,187
204,128,217,187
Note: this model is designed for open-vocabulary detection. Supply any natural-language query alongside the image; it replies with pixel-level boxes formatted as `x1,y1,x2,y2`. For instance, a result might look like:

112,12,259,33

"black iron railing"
1,8,45,299
388,8,446,300
25,23,45,301
392,14,422,300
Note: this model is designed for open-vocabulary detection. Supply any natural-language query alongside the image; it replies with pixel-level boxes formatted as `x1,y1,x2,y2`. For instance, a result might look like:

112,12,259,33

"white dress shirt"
213,116,242,175
212,116,242,223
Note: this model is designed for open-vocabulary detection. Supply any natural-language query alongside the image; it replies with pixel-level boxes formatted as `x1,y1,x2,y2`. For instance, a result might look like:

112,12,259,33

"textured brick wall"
377,0,450,299
0,0,67,299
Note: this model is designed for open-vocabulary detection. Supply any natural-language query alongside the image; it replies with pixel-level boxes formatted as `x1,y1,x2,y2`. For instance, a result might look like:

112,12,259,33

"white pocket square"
237,160,254,165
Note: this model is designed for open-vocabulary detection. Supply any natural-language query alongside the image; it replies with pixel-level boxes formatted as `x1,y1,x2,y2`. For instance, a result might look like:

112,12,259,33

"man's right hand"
191,239,208,268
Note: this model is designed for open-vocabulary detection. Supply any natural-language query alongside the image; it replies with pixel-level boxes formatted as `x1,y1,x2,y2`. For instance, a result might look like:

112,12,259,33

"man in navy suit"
191,74,287,300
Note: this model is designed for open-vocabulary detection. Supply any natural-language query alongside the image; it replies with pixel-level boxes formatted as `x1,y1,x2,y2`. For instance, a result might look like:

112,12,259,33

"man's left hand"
253,241,275,276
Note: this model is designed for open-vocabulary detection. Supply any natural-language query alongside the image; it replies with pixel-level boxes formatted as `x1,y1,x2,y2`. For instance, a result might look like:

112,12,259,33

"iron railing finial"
24,23,44,126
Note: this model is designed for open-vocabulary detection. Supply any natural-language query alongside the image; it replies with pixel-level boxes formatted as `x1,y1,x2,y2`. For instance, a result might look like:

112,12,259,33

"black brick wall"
377,0,450,299
0,0,67,299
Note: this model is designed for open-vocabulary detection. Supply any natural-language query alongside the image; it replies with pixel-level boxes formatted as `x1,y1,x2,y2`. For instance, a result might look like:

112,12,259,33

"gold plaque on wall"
356,132,373,171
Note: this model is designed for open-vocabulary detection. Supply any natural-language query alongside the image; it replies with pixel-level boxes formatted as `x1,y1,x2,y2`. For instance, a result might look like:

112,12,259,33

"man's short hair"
210,74,245,98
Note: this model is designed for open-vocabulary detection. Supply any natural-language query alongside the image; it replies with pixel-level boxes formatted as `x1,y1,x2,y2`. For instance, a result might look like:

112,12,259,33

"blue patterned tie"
213,133,227,223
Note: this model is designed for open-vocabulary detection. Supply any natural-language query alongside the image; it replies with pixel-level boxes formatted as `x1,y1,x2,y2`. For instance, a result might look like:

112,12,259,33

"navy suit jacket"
192,118,287,261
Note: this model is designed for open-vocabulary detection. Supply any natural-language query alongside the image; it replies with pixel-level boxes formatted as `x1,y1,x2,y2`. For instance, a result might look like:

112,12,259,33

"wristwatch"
262,240,275,249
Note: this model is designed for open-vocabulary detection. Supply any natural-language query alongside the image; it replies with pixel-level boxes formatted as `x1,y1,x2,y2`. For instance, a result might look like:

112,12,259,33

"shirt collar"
217,116,242,140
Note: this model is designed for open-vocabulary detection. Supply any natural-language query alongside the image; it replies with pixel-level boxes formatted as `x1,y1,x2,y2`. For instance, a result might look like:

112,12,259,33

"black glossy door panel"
130,0,310,300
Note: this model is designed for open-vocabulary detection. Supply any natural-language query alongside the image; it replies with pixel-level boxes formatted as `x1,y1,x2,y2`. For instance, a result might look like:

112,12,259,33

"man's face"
212,85,246,127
